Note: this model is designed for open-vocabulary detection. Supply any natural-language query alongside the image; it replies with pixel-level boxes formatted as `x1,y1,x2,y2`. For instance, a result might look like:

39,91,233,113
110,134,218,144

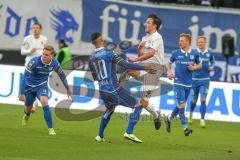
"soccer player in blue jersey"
165,33,202,136
189,36,215,127
89,32,160,143
19,45,72,135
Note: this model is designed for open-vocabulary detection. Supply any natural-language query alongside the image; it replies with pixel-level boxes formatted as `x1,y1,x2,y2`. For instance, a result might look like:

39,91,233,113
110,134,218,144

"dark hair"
148,14,162,30
90,32,102,44
58,39,68,47
180,33,192,43
44,45,55,55
33,22,42,29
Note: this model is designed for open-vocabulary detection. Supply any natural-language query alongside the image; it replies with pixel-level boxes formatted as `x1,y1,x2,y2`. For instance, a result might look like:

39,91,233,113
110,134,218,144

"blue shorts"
192,80,210,100
100,86,137,109
24,84,49,107
174,84,191,104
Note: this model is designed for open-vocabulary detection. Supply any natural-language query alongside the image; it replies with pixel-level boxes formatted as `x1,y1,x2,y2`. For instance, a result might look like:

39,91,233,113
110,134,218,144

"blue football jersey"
170,49,201,87
88,47,145,92
22,55,69,90
193,49,215,80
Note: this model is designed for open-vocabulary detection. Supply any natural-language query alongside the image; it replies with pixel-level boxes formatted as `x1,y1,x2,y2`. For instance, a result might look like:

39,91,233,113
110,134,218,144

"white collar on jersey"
41,56,52,65
94,47,105,52
181,48,192,56
197,48,208,54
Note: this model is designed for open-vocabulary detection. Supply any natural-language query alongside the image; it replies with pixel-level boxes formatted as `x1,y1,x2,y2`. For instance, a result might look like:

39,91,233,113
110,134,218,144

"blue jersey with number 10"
89,47,145,92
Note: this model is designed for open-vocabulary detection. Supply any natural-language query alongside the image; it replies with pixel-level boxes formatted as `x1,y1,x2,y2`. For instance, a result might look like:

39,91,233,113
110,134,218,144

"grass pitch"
0,104,239,160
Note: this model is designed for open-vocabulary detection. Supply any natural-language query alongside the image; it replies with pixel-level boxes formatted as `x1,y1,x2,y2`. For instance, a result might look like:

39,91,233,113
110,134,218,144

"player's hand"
127,56,138,62
188,64,195,71
19,94,26,102
67,89,73,100
128,70,140,78
208,67,214,72
144,64,157,74
31,48,37,54
167,70,174,80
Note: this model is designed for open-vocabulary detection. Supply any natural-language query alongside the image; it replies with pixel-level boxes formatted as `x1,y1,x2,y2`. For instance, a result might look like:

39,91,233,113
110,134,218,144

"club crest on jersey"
206,53,210,57
190,55,194,60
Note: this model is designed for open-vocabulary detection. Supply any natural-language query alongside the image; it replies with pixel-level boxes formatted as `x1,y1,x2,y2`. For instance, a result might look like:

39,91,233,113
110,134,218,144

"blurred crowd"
125,0,240,9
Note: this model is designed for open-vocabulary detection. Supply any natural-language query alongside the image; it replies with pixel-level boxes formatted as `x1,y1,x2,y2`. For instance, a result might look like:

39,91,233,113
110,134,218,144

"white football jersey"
141,31,164,64
21,35,47,66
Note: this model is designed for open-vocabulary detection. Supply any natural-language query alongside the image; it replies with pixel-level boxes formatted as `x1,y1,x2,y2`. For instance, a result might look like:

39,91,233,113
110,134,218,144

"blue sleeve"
169,52,175,63
20,71,26,94
112,53,145,70
210,52,215,67
195,53,201,64
54,63,69,90
20,59,36,94
88,59,98,81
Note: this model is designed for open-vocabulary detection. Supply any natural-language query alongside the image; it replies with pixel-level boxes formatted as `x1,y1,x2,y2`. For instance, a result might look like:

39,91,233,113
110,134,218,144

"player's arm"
166,53,175,80
137,41,146,57
208,53,215,72
19,60,36,101
21,38,32,56
55,66,73,99
113,53,156,74
128,48,155,62
129,38,160,62
188,54,202,71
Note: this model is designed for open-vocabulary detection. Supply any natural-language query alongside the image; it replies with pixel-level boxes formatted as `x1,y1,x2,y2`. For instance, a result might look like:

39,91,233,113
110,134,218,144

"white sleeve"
21,37,31,56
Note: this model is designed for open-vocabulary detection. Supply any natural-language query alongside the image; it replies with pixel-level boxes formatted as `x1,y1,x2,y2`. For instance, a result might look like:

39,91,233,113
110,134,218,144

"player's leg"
37,86,55,135
140,71,161,129
95,91,117,142
181,87,193,136
96,106,115,142
31,100,38,113
165,85,183,132
116,87,143,143
22,90,36,126
124,105,143,143
189,81,199,123
199,81,209,128
165,85,192,136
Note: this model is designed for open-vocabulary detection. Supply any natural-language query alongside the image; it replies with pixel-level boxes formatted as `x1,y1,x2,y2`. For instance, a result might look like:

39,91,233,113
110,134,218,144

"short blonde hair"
44,45,56,55
180,33,191,43
197,36,207,42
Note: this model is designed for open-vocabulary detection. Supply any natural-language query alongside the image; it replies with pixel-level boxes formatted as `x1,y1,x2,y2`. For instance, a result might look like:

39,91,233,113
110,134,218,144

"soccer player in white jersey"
21,23,48,112
126,13,164,134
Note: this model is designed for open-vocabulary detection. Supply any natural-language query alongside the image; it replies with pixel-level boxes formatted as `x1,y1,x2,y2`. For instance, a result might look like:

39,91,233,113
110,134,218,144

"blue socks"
98,109,114,138
200,101,206,119
169,107,179,120
126,106,143,134
178,108,187,129
190,101,196,113
43,105,52,128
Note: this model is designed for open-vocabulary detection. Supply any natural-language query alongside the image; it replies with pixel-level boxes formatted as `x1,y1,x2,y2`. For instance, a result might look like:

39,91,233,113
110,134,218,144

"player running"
189,36,215,127
19,45,72,135
165,33,202,136
89,32,160,143
21,22,48,113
